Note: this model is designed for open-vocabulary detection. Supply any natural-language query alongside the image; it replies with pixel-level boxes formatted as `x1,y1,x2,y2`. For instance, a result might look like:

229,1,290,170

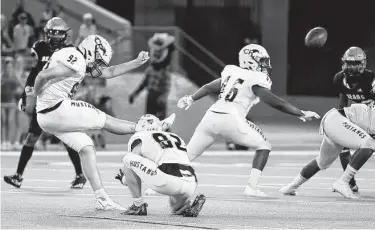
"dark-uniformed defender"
333,46,375,192
3,17,87,189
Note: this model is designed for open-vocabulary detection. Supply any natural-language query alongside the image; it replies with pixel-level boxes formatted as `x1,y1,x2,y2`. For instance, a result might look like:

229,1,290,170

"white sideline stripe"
0,150,319,157
2,188,375,205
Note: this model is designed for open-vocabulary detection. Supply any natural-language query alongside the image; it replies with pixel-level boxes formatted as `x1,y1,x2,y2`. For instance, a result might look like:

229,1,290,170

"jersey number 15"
152,133,187,152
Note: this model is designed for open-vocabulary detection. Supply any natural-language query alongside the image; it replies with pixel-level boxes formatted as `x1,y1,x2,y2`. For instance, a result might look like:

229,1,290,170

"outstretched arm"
252,85,320,122
192,79,222,101
97,51,150,79
252,85,304,116
177,79,221,110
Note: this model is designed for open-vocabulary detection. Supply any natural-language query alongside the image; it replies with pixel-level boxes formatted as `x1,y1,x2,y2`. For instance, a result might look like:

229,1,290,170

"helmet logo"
94,36,106,56
243,49,259,55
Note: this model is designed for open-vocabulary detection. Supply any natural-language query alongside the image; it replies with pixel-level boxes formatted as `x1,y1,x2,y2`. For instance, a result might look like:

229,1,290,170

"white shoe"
244,185,268,197
95,197,126,211
279,184,299,196
144,188,161,196
332,180,359,199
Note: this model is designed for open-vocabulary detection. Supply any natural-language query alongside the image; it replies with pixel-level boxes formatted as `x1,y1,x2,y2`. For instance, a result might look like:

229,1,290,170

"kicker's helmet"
78,35,113,77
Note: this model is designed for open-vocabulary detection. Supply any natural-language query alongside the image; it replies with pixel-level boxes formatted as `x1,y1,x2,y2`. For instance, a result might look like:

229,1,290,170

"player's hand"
299,110,321,122
18,98,25,112
115,169,127,186
136,51,150,65
25,86,35,96
177,95,194,110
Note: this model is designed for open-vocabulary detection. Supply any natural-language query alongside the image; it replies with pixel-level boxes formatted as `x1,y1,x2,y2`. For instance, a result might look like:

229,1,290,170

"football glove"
177,95,194,110
299,110,320,122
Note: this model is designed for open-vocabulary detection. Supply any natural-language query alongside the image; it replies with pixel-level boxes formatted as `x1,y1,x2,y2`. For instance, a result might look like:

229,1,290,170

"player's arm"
95,51,150,79
34,63,76,96
252,85,320,121
130,75,148,100
177,79,221,110
338,93,349,109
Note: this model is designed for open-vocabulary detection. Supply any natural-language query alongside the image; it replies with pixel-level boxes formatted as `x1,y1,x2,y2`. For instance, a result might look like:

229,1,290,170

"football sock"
300,159,320,179
66,145,83,175
248,168,262,189
339,165,357,183
252,149,270,171
349,148,374,171
339,149,351,171
16,146,34,175
133,197,145,206
290,174,307,188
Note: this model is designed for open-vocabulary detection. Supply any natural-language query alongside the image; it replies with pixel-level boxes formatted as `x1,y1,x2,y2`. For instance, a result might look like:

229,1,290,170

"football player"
334,47,375,192
4,17,87,189
280,47,375,198
177,44,320,197
280,103,374,199
32,32,176,210
116,114,206,217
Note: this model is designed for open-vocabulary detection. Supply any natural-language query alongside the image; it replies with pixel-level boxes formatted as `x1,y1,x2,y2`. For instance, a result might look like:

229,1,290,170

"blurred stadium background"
1,0,375,150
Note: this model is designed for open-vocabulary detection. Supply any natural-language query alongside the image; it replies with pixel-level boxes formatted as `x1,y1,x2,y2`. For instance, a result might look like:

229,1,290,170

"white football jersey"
36,47,86,112
344,103,375,135
128,131,191,166
209,65,272,117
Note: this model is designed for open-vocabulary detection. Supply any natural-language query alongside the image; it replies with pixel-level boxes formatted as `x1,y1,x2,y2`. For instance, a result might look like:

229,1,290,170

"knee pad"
360,136,375,151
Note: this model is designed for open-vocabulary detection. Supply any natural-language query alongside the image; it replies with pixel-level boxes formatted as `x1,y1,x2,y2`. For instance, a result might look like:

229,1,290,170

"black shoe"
71,174,87,189
121,203,148,216
4,173,23,188
349,178,359,193
183,194,206,217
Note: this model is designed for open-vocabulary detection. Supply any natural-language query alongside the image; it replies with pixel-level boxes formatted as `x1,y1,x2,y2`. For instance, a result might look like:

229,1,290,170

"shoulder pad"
53,47,86,75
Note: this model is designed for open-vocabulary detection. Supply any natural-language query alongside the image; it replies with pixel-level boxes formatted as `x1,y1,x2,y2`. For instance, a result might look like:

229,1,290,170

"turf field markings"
59,214,218,230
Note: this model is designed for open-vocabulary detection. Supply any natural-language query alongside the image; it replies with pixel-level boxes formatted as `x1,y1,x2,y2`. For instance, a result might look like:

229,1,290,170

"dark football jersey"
333,69,375,103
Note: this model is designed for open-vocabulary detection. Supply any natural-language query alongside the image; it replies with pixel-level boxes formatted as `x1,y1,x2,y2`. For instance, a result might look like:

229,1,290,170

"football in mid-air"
305,27,327,48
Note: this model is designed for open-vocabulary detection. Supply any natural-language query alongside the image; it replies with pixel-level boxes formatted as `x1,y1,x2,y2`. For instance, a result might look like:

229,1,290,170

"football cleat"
121,203,148,216
3,173,23,188
244,185,268,197
182,194,206,217
71,174,87,189
144,188,161,196
279,184,299,196
332,180,359,199
95,197,126,211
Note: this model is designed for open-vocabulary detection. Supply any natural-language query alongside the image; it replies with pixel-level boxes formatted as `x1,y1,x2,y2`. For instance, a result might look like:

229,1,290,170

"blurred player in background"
334,47,375,193
115,114,206,217
4,17,87,189
129,33,175,122
178,44,320,197
280,47,375,198
31,33,176,210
